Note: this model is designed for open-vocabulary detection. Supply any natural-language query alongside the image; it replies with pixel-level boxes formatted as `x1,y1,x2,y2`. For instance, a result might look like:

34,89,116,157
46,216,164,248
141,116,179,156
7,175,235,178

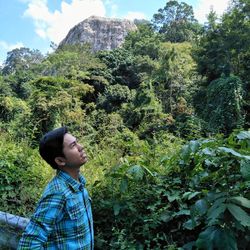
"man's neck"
59,167,80,181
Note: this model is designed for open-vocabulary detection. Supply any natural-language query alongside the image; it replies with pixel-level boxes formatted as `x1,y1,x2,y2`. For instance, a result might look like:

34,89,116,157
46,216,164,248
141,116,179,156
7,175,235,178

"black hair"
39,127,68,169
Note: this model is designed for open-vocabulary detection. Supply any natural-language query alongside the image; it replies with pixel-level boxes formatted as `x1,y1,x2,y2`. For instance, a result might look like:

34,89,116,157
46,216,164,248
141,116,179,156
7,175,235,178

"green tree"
193,10,230,82
194,0,250,128
123,23,161,81
97,84,134,113
152,0,201,42
122,81,165,139
2,47,43,75
123,23,161,60
26,76,94,142
40,44,108,102
97,48,141,89
154,42,198,114
203,75,244,134
0,75,13,96
1,48,44,98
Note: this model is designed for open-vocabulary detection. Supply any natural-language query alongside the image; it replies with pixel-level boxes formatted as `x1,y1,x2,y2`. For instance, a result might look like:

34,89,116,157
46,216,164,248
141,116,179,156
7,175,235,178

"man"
18,127,94,249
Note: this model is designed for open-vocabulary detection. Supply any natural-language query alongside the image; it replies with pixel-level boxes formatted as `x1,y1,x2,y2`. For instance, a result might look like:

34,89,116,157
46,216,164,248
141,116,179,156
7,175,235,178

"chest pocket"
66,197,85,220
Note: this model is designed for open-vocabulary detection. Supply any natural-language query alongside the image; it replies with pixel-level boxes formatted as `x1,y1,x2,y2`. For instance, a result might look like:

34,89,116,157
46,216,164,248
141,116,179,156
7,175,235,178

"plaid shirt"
18,170,94,250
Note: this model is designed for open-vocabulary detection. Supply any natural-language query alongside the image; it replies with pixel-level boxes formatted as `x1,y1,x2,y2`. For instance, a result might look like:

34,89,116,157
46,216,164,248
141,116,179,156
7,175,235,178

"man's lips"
80,153,87,159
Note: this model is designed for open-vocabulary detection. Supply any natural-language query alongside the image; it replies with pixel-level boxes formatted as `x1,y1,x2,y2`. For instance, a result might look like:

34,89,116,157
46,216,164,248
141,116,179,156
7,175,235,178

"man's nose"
77,143,83,151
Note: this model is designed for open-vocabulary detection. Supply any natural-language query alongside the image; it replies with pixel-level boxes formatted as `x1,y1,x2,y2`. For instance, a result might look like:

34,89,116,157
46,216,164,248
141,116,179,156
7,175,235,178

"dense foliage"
0,0,249,249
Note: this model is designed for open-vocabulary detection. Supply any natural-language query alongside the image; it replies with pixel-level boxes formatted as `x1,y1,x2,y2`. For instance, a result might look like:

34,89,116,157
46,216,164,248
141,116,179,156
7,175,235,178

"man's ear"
55,156,66,167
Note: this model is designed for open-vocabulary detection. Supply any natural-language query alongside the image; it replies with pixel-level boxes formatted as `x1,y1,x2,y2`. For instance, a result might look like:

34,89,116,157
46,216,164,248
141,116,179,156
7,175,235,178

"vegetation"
0,0,249,249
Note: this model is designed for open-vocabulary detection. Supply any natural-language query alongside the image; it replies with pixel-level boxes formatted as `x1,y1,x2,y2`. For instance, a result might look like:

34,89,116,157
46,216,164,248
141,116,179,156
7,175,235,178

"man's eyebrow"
68,139,77,147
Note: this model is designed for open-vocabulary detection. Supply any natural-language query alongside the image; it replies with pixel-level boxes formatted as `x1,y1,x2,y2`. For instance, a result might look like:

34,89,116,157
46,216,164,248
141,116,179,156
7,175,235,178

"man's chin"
81,158,88,165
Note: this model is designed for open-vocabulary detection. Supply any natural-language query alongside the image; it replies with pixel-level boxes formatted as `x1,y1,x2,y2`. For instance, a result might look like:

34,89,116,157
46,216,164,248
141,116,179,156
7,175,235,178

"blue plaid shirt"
18,170,94,250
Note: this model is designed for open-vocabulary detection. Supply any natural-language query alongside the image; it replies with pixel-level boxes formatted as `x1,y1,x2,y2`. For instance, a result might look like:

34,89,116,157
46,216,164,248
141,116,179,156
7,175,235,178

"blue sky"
0,0,230,65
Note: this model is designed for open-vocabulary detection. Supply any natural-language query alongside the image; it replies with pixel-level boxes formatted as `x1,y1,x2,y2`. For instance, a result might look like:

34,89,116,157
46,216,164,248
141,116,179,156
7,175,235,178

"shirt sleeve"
17,192,65,250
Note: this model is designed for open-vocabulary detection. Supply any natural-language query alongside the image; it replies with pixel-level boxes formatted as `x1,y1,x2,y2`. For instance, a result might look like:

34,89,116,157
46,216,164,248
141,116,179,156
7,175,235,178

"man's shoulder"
43,175,71,198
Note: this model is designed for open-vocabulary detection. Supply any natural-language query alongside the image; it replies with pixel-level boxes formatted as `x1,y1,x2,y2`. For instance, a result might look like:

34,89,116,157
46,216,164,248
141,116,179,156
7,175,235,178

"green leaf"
141,165,154,177
175,209,190,216
229,196,250,209
183,191,200,200
207,204,226,225
190,191,201,200
202,147,215,156
120,177,128,193
113,203,121,216
240,160,250,180
196,226,237,250
227,204,250,227
212,197,227,208
236,131,250,140
160,155,169,163
189,140,200,153
218,147,250,160
160,211,172,222
183,219,198,230
193,199,208,216
127,165,144,181
167,192,180,202
183,191,192,199
206,192,227,203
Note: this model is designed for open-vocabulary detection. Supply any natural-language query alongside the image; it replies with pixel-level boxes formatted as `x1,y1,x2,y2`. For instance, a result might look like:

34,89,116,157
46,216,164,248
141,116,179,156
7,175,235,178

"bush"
0,134,53,216
92,130,250,249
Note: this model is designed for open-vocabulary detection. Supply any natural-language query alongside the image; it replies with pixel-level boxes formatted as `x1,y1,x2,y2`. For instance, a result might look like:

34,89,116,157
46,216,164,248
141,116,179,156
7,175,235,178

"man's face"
62,133,87,168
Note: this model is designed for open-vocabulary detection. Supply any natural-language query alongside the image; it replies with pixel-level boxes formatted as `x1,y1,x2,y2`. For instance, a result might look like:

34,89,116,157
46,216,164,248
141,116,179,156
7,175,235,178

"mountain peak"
59,16,137,51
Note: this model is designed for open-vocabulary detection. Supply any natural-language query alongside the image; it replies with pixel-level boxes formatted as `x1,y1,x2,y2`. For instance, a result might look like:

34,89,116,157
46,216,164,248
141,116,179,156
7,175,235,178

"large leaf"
212,197,227,208
202,147,216,156
227,203,250,227
229,196,250,209
183,191,201,200
120,177,128,193
240,160,250,180
183,219,198,230
167,192,180,202
127,165,144,181
207,204,226,225
196,226,237,250
189,140,200,153
175,209,190,216
193,199,208,216
113,203,121,216
218,147,250,160
236,131,250,140
160,211,172,223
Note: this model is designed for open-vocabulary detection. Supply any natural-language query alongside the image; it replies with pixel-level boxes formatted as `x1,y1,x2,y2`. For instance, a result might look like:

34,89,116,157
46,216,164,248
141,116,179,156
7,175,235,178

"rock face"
59,16,137,51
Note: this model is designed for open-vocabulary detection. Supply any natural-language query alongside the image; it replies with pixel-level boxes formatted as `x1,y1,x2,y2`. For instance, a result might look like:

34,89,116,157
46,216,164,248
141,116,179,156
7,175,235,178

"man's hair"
39,127,68,169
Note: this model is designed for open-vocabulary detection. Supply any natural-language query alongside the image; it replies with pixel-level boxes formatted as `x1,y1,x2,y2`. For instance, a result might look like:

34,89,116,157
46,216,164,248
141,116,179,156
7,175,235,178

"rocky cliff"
59,16,137,51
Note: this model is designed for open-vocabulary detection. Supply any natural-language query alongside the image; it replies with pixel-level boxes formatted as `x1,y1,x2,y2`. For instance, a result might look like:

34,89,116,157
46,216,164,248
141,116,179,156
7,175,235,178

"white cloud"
194,0,230,23
23,0,106,44
124,11,146,21
0,41,24,51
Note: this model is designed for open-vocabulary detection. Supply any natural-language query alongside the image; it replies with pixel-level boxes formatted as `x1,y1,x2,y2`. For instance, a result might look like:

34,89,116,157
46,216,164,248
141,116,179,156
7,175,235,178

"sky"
0,0,231,65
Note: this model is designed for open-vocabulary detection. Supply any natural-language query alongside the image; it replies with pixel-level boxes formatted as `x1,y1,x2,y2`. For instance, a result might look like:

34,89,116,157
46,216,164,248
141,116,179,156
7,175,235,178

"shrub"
0,134,53,216
92,130,250,249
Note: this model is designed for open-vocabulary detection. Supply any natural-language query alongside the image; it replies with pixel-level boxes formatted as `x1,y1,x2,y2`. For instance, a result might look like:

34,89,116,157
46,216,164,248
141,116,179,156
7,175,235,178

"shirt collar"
57,170,86,192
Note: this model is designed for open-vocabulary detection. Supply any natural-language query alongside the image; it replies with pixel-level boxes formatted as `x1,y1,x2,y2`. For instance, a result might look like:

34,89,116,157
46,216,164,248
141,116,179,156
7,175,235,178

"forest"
0,0,249,249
